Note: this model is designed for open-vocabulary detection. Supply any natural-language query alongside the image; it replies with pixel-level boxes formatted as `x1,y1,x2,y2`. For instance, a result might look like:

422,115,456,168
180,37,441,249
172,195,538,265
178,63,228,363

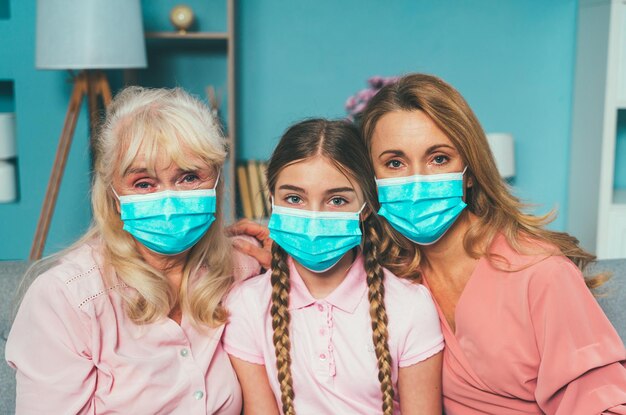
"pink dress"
428,235,626,414
6,238,260,415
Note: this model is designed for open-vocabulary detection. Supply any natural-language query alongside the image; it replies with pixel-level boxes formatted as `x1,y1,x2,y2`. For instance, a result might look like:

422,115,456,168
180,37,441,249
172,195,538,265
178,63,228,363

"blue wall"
0,0,578,259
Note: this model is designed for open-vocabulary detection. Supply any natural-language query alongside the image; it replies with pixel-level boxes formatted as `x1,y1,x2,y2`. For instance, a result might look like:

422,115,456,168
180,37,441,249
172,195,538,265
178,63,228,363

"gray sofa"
1,259,625,414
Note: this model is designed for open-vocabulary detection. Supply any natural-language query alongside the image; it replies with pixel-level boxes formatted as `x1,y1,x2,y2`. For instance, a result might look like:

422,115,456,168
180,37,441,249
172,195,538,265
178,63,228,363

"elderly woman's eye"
182,174,199,183
135,181,151,189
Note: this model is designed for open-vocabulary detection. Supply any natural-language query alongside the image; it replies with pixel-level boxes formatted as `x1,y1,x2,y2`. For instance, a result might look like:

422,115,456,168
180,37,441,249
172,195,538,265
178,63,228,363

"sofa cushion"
1,261,29,415
589,259,626,344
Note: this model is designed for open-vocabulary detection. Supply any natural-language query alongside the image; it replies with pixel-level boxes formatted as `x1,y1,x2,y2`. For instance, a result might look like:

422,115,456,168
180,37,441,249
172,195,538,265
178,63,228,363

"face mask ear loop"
462,166,468,175
212,170,222,190
111,187,121,201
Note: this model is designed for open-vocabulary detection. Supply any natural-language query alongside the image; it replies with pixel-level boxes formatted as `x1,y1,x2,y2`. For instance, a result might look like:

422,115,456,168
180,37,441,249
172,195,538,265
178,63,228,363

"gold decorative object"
170,5,195,34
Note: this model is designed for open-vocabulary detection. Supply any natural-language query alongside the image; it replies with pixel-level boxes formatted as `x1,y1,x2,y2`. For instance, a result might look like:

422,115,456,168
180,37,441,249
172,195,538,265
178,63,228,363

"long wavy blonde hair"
19,87,234,328
361,73,602,287
91,86,235,327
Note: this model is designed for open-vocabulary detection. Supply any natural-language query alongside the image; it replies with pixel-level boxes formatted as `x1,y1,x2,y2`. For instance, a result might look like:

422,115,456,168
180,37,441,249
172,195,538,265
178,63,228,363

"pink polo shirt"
6,238,260,415
222,254,444,414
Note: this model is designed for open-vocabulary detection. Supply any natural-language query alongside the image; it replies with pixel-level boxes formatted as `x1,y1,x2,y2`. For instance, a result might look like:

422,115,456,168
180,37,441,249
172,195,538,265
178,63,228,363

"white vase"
0,112,16,159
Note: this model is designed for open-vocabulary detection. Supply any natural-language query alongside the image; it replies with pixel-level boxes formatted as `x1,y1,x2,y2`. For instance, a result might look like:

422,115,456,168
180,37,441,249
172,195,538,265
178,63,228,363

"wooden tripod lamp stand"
30,0,147,260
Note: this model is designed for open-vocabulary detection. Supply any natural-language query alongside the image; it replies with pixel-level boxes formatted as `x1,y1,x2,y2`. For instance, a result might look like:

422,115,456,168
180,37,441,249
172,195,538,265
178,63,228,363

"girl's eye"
285,195,302,205
433,155,449,165
329,197,347,206
386,159,403,169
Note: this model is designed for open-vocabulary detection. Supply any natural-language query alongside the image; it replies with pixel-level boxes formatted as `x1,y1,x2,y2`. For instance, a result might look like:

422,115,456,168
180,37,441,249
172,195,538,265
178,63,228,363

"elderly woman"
6,87,258,414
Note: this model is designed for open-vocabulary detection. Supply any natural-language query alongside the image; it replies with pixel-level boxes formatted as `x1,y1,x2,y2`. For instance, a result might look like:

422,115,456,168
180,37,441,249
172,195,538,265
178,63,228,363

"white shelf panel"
613,188,626,205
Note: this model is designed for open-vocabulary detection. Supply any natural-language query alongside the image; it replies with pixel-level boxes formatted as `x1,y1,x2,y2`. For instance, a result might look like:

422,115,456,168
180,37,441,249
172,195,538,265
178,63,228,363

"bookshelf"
135,0,237,219
568,0,626,258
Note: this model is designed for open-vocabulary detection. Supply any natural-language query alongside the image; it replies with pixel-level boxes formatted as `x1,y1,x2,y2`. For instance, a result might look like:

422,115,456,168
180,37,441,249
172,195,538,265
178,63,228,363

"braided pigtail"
363,218,395,415
270,243,296,415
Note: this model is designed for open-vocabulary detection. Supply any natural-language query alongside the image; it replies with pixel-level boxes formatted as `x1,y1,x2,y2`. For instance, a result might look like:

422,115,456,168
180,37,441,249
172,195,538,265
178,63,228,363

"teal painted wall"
0,0,581,259
0,0,92,260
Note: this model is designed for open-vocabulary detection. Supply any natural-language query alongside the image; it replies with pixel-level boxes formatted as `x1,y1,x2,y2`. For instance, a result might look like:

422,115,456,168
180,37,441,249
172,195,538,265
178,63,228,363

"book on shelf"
247,159,266,219
257,161,271,214
236,159,270,220
236,164,253,219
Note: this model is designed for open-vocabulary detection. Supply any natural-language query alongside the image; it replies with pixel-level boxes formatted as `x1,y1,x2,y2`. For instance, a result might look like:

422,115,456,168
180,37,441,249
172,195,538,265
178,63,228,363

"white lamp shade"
36,0,147,69
486,133,515,179
0,113,16,159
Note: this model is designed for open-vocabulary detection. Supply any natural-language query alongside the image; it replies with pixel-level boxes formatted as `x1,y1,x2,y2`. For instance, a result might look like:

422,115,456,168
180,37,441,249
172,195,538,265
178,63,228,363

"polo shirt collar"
287,254,368,314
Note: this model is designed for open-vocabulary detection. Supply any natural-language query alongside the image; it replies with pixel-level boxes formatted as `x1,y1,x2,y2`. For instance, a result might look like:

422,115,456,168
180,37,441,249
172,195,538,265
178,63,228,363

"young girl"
222,119,444,415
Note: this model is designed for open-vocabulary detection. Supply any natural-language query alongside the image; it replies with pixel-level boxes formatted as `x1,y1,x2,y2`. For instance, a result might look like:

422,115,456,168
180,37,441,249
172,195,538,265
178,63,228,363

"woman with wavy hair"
360,73,626,414
6,87,259,414
223,119,444,414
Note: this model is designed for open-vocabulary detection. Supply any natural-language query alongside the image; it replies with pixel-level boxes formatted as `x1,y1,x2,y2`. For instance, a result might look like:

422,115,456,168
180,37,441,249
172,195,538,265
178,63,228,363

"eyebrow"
277,184,356,194
124,167,148,176
426,144,456,153
378,149,406,159
378,144,456,159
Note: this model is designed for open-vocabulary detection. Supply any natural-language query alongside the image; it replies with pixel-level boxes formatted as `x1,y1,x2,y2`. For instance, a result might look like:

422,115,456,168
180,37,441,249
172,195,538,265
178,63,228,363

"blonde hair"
266,119,395,415
361,73,602,287
88,86,235,326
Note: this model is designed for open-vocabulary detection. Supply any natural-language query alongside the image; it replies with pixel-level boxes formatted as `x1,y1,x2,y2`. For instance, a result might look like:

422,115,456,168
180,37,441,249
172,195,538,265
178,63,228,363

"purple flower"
345,75,399,121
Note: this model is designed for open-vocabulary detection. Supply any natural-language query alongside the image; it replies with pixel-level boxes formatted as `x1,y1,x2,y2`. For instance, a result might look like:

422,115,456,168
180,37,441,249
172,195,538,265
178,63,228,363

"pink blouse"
428,235,626,414
223,254,444,414
5,239,260,415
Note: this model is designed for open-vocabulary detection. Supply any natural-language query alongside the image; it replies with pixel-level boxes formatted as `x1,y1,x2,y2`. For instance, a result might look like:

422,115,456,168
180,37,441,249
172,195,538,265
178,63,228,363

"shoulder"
381,268,440,326
28,242,110,314
488,234,584,285
230,235,263,281
383,267,436,307
224,268,272,310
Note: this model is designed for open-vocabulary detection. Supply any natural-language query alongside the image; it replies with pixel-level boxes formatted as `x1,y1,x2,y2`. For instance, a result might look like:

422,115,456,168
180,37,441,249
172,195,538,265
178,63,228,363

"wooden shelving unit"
145,32,229,40
138,0,237,219
568,0,626,259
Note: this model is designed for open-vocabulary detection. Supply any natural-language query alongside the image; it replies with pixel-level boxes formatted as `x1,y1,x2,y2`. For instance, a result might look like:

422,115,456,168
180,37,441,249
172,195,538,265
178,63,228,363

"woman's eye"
329,197,347,206
433,155,449,165
182,174,199,183
286,195,302,204
386,159,403,169
134,181,152,189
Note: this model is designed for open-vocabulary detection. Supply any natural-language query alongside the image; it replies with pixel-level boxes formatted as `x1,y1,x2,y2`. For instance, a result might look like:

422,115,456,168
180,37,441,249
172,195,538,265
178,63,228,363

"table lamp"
486,133,516,179
31,0,147,259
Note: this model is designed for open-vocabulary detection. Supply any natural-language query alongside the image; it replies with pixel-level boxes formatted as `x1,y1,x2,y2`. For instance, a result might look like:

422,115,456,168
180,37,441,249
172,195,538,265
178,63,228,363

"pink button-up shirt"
222,254,444,414
6,239,260,415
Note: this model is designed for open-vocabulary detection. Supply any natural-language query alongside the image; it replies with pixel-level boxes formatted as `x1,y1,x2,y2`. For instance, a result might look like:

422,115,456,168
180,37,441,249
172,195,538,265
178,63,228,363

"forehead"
371,110,455,155
118,139,213,177
275,156,356,191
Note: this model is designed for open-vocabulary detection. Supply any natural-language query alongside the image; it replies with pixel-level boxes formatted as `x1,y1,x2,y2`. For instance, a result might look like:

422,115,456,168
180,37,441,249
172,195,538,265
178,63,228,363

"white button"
193,391,204,400
180,348,189,357
317,304,324,312
319,353,327,361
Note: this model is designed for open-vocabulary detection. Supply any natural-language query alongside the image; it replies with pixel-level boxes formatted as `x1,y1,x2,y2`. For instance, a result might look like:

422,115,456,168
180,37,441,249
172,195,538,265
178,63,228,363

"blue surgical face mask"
268,202,365,273
114,181,218,255
376,169,467,245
